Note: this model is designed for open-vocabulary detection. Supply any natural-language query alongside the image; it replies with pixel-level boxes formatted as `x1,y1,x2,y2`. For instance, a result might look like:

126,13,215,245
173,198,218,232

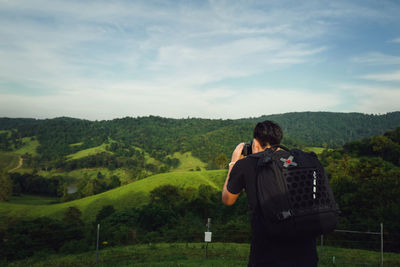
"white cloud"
338,84,400,114
149,38,326,88
360,70,400,82
0,1,329,97
390,37,400,44
0,84,341,120
1,1,400,119
352,52,400,65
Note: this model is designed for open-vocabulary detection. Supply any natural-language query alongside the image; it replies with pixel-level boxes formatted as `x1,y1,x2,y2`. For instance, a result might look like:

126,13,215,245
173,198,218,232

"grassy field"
14,137,39,156
38,167,136,184
305,147,327,154
0,138,39,173
69,142,84,147
171,152,207,171
6,243,400,267
0,170,227,222
66,143,110,160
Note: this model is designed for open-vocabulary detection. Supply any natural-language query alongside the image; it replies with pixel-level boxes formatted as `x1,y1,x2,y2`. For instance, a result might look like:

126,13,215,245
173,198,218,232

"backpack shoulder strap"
248,144,290,166
248,149,274,167
250,147,285,224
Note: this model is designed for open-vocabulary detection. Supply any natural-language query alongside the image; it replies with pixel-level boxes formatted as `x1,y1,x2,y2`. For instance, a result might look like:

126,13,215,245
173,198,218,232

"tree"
63,206,83,226
195,185,218,218
97,171,104,179
108,175,121,189
82,179,102,196
0,172,13,201
3,217,84,261
96,205,116,223
150,185,182,210
215,153,228,169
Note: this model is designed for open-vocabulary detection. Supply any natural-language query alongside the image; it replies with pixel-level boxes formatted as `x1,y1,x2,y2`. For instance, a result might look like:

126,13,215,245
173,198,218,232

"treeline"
22,150,179,176
7,172,121,201
254,112,400,147
319,127,400,251
343,127,400,166
0,130,24,151
0,184,250,262
1,207,87,261
1,112,399,169
23,151,146,172
10,173,61,197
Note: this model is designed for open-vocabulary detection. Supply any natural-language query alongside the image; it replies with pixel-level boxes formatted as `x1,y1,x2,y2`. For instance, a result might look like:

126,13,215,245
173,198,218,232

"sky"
0,0,400,120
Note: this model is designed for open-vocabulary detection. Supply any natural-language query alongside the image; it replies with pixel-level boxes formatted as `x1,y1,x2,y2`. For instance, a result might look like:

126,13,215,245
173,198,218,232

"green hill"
0,170,226,222
1,112,399,179
2,112,400,161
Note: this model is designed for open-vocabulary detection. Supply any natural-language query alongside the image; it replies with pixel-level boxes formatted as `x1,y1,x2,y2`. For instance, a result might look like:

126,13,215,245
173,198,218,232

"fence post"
381,223,383,266
96,224,100,264
205,218,211,259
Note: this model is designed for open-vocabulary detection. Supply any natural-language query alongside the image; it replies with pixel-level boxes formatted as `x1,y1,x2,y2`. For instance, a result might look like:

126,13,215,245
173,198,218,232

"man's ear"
253,138,265,153
253,139,272,153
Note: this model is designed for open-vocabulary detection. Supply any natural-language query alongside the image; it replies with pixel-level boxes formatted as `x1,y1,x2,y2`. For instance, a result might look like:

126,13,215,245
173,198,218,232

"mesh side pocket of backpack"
283,168,333,215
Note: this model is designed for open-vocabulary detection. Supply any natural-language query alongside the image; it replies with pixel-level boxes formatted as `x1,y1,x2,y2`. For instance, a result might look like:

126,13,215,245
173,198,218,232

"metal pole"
205,218,211,259
381,223,383,266
96,224,100,264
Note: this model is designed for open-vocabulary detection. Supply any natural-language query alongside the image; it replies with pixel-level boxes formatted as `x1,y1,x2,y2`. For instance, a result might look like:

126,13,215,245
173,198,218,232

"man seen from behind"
222,120,318,267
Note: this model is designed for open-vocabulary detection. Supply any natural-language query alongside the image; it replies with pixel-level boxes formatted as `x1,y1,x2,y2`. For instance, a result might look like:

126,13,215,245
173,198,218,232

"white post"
96,224,100,264
205,218,211,259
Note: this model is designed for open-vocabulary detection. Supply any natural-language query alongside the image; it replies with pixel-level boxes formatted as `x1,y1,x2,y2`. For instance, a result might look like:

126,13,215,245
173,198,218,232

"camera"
241,140,253,156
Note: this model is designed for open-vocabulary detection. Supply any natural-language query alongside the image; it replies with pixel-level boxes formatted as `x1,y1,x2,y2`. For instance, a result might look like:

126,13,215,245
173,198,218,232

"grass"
66,143,110,160
14,137,39,156
171,152,207,171
38,168,134,183
318,245,400,266
0,170,227,223
0,152,20,172
2,148,211,220
305,147,327,154
65,143,161,168
6,243,400,267
69,142,84,147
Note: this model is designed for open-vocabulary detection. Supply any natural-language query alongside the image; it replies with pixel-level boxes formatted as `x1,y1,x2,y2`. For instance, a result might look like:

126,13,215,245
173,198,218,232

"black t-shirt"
227,154,318,266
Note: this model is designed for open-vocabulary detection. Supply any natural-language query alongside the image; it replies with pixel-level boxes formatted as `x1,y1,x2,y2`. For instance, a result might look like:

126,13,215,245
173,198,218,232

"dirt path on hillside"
8,156,23,173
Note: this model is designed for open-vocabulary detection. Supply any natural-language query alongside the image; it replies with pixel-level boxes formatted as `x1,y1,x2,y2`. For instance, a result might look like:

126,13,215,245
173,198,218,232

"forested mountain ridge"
250,111,400,147
1,112,400,165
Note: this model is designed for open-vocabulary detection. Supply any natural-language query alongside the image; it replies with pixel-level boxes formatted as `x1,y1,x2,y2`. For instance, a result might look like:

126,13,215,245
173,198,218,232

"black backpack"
249,145,339,239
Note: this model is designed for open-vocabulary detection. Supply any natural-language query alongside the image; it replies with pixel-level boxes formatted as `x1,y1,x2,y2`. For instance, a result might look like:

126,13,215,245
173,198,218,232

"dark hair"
253,120,283,147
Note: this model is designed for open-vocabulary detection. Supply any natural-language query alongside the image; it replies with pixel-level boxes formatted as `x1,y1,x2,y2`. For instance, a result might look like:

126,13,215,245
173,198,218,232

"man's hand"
222,143,244,206
231,142,245,163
